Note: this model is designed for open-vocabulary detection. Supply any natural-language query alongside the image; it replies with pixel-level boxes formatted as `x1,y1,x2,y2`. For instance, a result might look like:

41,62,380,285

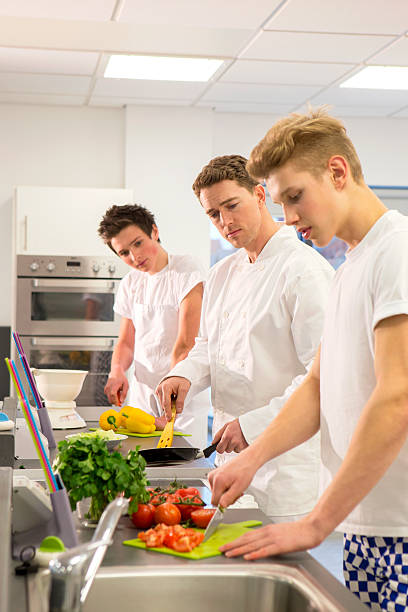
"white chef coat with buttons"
114,254,210,449
169,226,334,515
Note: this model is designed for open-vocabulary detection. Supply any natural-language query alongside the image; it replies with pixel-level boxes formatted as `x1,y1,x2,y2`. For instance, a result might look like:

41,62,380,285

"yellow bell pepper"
119,406,156,434
99,409,120,431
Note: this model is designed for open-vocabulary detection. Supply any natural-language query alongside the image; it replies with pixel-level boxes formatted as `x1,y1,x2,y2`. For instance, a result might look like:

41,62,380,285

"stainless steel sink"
29,564,346,612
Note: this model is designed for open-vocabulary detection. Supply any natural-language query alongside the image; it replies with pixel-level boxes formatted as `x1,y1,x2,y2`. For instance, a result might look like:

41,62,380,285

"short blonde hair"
247,108,364,184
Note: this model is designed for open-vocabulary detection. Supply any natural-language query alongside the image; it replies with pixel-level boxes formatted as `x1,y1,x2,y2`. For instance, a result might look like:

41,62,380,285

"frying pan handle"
202,442,218,458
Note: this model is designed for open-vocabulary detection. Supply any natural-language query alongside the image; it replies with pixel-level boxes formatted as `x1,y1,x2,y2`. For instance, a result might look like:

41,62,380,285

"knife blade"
202,505,225,542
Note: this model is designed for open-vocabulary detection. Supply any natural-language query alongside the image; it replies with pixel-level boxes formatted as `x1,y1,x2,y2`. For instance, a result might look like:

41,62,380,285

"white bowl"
32,368,88,402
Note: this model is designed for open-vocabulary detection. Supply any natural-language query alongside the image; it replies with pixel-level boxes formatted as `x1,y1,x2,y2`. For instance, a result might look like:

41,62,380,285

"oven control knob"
30,262,39,271
46,262,56,272
108,264,116,274
92,263,100,273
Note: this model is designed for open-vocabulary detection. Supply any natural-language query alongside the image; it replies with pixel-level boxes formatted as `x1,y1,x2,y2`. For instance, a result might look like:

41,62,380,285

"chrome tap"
48,496,129,612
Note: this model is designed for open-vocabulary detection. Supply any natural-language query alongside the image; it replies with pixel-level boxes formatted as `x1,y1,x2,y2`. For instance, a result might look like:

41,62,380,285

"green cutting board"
123,520,262,560
116,429,190,438
89,428,190,438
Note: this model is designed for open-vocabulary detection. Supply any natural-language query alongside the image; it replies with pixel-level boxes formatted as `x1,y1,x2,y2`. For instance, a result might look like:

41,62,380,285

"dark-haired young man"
98,204,209,448
157,155,334,519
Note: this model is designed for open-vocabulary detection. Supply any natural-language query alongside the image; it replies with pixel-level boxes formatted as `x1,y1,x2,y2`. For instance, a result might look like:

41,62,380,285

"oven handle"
30,337,115,348
31,279,116,290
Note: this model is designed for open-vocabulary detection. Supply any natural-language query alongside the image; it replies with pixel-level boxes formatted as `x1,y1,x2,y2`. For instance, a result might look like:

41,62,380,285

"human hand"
212,419,249,453
154,415,169,430
155,376,191,420
104,371,129,406
208,450,257,508
219,516,324,560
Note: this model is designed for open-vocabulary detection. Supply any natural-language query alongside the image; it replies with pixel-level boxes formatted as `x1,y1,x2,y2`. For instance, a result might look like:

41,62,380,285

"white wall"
0,104,125,325
125,105,213,271
2,102,408,329
213,112,408,187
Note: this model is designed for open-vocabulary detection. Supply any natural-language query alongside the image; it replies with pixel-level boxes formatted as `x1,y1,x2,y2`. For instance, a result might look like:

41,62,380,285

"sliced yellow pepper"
99,409,120,431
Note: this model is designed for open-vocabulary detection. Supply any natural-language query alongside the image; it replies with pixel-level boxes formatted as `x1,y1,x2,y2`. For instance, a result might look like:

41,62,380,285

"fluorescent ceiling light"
104,54,224,82
340,66,408,90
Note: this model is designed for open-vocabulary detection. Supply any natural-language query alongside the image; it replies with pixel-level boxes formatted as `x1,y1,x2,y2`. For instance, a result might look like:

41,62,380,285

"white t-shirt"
320,210,408,536
114,254,209,449
169,225,335,515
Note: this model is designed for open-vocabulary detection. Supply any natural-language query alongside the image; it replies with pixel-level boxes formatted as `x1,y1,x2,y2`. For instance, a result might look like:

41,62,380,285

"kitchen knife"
156,398,176,448
202,505,225,542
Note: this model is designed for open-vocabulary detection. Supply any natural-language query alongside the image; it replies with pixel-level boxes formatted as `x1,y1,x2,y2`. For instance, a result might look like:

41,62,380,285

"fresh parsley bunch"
54,436,150,521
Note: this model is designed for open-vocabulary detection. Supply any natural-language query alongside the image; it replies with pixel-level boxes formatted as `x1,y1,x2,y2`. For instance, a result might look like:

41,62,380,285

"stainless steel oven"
14,255,128,406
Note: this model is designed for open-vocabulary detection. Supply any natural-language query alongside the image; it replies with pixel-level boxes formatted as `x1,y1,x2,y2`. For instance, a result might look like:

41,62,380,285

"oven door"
17,336,115,407
16,278,121,336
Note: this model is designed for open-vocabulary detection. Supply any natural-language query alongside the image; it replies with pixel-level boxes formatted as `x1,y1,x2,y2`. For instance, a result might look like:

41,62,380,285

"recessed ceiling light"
104,54,224,82
340,66,408,90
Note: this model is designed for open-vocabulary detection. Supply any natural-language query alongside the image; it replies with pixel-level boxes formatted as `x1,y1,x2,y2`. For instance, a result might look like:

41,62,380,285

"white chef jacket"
114,254,210,449
169,226,334,515
320,210,408,536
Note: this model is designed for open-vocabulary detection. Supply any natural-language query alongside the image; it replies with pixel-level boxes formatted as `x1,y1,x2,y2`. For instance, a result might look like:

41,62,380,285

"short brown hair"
98,204,159,252
192,154,258,199
247,108,364,184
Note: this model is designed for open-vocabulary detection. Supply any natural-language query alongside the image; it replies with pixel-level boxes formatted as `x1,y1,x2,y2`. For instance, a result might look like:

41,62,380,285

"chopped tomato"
138,523,204,551
154,502,181,526
190,508,216,528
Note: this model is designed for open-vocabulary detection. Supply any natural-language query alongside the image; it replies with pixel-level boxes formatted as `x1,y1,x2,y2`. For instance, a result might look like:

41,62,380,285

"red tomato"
177,494,206,521
175,487,200,498
190,508,216,528
171,531,205,552
154,502,181,526
150,492,170,505
131,503,155,529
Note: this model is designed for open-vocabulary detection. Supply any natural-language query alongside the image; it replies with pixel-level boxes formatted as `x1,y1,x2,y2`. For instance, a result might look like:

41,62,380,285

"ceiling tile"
242,31,395,63
89,96,191,108
0,92,85,105
220,59,353,86
93,77,206,100
368,37,408,66
295,103,401,117
197,100,296,114
0,0,116,21
0,47,99,75
200,81,321,104
311,86,408,107
0,73,91,95
265,0,408,35
119,0,281,29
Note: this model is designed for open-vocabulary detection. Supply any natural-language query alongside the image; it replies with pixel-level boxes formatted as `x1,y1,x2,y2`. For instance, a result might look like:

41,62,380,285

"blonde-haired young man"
208,109,408,611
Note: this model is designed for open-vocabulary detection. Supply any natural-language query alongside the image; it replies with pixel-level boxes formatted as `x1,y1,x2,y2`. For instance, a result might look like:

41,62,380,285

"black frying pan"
139,442,217,465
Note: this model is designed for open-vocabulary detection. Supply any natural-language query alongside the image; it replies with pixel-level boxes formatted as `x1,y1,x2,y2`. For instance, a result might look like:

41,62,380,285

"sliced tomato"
177,494,206,521
190,508,216,528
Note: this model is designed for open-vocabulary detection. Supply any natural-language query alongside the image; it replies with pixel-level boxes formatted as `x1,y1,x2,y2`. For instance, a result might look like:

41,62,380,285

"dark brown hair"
98,204,159,252
192,154,259,199
247,107,364,184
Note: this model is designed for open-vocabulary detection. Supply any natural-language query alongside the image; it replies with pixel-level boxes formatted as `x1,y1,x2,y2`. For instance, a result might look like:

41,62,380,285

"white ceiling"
0,0,407,116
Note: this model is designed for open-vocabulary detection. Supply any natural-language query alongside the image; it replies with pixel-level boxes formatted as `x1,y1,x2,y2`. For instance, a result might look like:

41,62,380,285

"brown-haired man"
157,155,334,519
207,110,408,611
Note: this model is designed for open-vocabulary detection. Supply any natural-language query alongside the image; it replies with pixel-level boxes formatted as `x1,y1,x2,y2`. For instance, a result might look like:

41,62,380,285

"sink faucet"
48,496,129,612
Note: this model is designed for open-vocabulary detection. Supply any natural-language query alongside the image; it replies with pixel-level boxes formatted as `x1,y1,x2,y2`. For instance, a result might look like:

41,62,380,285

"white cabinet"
14,186,133,256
